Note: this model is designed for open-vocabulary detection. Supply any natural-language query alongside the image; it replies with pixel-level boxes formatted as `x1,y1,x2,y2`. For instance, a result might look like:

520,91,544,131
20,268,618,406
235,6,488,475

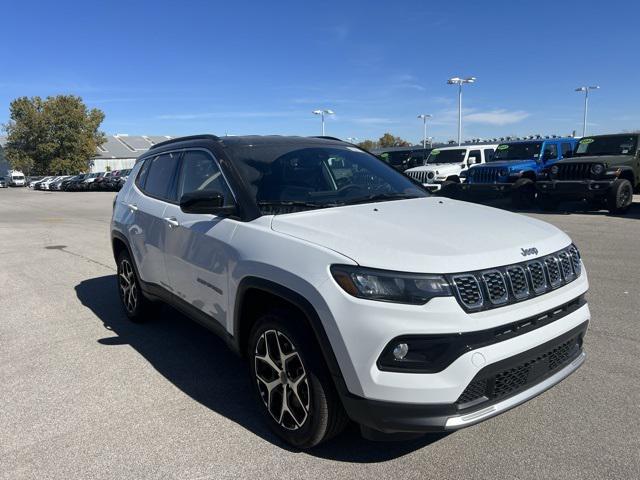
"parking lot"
1,186,639,480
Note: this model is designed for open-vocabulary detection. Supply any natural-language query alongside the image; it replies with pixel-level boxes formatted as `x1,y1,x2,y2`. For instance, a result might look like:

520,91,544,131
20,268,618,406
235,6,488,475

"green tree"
356,139,377,151
377,132,410,148
3,95,105,175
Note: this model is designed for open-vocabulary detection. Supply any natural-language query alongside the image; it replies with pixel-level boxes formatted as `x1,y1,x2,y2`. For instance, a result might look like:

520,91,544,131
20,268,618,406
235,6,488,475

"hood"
557,154,634,165
476,159,538,170
270,197,570,273
407,164,461,173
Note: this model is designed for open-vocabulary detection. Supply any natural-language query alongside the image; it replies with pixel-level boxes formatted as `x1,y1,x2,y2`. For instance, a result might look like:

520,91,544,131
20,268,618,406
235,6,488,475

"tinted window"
561,142,573,157
177,150,233,204
136,157,153,188
484,148,495,162
468,150,482,163
227,145,426,214
543,143,558,160
574,135,638,156
143,152,180,200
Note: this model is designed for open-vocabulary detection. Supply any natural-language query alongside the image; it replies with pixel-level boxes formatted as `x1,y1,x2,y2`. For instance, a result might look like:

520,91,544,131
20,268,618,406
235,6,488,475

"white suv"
111,135,589,448
405,144,498,192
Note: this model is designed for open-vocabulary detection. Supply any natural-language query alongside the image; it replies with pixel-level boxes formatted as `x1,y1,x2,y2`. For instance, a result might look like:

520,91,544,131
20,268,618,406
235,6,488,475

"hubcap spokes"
254,329,310,430
118,259,137,313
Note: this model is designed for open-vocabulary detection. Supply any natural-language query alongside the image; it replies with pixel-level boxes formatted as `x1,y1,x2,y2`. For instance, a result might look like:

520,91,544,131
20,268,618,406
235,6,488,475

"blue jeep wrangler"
458,137,578,208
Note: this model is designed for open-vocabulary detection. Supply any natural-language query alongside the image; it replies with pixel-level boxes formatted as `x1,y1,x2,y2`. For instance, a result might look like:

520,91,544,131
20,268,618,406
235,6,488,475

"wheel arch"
617,168,635,185
233,277,344,380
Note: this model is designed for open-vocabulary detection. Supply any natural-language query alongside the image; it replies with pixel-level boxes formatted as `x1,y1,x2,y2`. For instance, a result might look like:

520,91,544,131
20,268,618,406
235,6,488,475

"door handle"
164,217,180,228
126,203,138,212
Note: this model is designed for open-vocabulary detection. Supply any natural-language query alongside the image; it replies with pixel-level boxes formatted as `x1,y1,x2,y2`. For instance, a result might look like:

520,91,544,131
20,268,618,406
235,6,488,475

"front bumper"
537,179,613,199
457,182,512,197
337,320,587,433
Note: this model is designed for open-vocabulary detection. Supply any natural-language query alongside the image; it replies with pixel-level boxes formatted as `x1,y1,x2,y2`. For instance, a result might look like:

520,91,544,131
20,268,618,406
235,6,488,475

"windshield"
426,148,466,164
229,145,427,214
574,135,638,157
491,142,542,161
13,175,25,180
378,151,412,166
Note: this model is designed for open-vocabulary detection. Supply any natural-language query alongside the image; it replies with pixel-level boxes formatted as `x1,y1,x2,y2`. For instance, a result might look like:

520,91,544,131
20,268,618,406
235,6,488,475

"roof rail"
308,136,345,142
150,134,220,150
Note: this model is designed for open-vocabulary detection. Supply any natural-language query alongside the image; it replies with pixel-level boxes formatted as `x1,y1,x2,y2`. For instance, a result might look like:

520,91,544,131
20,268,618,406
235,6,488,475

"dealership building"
0,134,173,174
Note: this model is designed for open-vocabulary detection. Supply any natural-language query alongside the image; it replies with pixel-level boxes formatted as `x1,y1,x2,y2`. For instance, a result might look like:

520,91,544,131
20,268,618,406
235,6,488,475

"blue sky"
1,0,639,144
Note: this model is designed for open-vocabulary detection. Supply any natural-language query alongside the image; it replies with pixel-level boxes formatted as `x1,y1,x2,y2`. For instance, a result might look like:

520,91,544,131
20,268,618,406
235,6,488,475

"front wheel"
512,178,536,209
248,311,348,449
608,178,633,214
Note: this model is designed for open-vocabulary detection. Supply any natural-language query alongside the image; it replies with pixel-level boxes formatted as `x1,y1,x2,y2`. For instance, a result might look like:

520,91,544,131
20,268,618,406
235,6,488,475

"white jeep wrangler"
405,144,498,192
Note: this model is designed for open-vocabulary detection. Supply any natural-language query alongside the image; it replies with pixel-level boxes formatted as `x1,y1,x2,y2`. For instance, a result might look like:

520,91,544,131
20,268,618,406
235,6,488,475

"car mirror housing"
180,190,237,216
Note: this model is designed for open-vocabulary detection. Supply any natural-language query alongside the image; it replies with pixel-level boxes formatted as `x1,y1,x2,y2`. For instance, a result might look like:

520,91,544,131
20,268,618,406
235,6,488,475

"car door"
162,148,238,328
127,151,181,289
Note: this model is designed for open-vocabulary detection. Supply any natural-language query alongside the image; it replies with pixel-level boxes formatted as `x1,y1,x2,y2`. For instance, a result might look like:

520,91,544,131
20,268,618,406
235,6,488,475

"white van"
404,144,498,192
7,170,26,187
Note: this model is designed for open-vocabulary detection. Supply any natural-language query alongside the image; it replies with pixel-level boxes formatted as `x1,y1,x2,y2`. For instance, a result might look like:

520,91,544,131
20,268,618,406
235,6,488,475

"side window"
143,152,180,200
135,157,153,189
178,150,233,204
468,150,482,164
483,148,495,162
561,142,573,157
543,143,558,160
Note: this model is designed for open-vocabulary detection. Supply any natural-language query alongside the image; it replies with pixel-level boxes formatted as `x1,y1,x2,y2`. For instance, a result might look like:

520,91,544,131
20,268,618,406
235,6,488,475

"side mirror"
180,190,237,216
467,156,477,165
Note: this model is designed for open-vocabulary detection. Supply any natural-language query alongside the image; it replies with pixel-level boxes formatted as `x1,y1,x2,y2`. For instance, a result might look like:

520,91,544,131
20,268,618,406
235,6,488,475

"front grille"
472,167,501,183
555,163,592,180
456,329,584,408
482,270,508,305
406,170,429,183
452,275,483,309
448,245,582,312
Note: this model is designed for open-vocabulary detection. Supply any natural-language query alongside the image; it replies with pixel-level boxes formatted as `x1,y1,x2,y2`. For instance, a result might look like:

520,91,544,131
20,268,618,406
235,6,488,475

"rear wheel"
116,250,154,322
607,178,633,214
512,178,536,209
248,311,348,449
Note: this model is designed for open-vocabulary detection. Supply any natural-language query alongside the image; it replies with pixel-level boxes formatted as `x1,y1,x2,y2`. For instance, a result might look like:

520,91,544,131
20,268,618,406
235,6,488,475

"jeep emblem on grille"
521,247,539,257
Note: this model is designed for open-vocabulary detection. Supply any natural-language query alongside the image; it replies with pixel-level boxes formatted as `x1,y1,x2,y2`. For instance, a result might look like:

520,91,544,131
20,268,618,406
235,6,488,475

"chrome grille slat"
448,245,582,312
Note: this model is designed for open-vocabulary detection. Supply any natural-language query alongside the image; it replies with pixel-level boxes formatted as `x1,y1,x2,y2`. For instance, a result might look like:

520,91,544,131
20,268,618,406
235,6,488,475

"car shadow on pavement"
75,275,447,462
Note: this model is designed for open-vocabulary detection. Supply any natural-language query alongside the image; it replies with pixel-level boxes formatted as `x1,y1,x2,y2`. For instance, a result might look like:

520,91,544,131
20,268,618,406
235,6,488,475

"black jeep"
537,133,639,214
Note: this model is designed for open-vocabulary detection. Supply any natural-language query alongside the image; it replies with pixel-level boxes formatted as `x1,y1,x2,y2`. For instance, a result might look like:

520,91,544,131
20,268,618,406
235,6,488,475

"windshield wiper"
341,193,420,206
257,200,343,210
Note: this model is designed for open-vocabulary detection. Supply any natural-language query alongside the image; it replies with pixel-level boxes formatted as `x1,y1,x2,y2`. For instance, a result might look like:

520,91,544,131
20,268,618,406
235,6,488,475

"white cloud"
465,109,530,126
156,111,292,120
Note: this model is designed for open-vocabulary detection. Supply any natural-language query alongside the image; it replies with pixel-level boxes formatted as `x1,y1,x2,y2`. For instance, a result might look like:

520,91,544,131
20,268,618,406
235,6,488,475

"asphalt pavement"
1,187,639,480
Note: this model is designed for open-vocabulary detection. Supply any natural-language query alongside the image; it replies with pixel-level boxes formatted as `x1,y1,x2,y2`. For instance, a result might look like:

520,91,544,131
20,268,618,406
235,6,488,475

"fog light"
393,343,409,360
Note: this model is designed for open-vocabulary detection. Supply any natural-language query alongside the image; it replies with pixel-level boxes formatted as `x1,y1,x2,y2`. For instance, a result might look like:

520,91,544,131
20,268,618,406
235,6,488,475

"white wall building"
90,135,173,172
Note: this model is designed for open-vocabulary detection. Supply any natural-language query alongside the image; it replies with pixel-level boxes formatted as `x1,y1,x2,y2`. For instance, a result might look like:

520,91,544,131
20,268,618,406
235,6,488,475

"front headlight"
331,265,452,305
550,165,559,175
590,163,604,176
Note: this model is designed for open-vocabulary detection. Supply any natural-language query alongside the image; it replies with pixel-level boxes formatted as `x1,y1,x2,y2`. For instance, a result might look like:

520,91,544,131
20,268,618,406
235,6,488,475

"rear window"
140,152,180,200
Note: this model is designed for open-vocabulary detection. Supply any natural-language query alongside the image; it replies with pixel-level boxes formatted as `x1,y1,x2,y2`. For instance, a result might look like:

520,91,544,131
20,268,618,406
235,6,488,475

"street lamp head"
312,110,322,115
325,109,335,115
588,85,600,90
447,77,461,84
463,77,476,83
417,114,432,119
575,87,587,92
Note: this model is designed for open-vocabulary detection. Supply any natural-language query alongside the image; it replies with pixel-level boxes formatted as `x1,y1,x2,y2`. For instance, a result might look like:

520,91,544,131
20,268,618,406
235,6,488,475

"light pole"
575,86,599,137
417,114,432,148
447,76,476,145
312,109,335,136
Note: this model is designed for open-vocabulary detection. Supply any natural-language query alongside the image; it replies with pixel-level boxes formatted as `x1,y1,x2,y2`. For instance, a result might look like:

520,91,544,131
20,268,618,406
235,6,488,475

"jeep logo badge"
521,247,539,257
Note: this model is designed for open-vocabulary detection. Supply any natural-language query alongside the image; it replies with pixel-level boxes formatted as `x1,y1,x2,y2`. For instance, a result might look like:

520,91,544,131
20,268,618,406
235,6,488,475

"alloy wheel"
254,329,310,430
118,259,138,314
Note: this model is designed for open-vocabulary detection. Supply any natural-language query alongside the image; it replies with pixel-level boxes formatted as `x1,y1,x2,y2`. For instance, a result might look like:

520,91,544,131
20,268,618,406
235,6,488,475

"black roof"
151,134,348,151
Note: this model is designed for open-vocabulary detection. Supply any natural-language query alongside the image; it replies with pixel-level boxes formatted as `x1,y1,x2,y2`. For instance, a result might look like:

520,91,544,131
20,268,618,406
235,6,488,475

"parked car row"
29,170,131,192
405,133,638,214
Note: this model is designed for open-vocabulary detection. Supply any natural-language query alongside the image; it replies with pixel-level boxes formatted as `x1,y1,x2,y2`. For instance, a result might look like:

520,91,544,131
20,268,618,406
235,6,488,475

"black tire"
116,250,154,322
538,194,558,211
248,310,348,449
439,180,460,199
607,178,634,214
512,178,536,209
